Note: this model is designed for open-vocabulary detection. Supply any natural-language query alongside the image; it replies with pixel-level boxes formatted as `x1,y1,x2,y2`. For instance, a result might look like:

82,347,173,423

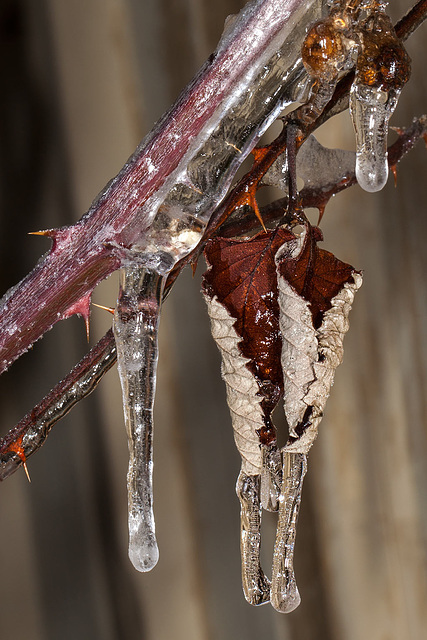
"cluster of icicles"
110,0,410,612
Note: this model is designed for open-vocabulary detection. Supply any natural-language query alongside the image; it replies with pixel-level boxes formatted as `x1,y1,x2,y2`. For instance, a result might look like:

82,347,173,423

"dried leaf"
202,228,294,473
275,226,362,452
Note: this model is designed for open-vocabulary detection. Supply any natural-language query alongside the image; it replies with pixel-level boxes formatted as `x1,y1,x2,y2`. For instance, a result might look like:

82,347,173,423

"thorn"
93,303,115,315
235,190,267,232
191,257,199,277
225,141,242,154
391,164,398,187
22,461,31,483
6,436,31,482
28,229,56,237
84,315,90,342
250,193,267,232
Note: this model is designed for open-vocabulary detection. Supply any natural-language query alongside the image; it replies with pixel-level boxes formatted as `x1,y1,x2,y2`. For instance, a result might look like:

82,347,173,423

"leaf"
277,225,356,329
203,228,294,393
202,227,294,473
275,225,362,452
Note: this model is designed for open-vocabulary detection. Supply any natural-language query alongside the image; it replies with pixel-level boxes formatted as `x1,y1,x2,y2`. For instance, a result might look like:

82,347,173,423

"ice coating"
113,267,164,571
350,83,399,192
260,443,282,512
236,470,271,605
271,452,307,613
119,0,323,273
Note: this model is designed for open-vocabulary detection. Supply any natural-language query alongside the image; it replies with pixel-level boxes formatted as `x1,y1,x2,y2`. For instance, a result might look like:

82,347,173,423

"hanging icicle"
349,6,411,192
113,266,164,572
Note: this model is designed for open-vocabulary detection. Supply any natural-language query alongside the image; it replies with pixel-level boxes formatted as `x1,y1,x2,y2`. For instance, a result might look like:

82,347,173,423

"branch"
0,0,317,376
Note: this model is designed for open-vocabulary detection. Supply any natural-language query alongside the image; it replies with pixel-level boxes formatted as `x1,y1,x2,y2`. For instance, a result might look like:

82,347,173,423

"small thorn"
391,164,398,187
22,461,31,483
225,141,242,154
250,194,267,233
235,190,267,232
93,303,115,315
84,316,90,342
191,257,199,277
28,229,55,237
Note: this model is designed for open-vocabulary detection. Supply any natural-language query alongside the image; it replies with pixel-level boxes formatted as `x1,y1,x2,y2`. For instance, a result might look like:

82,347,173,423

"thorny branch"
0,0,426,480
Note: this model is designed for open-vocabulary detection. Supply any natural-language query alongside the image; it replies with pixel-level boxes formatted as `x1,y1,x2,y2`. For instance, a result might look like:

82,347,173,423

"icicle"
271,452,307,614
350,84,399,192
113,266,164,572
260,443,282,512
349,8,411,193
236,469,271,606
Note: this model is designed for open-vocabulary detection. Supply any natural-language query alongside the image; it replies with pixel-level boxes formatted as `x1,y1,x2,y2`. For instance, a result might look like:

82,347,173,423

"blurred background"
0,0,426,638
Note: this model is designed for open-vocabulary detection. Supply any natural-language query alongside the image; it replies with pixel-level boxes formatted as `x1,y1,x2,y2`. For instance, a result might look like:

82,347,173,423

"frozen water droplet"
236,470,271,606
271,452,307,613
260,444,282,512
113,266,164,572
350,81,400,193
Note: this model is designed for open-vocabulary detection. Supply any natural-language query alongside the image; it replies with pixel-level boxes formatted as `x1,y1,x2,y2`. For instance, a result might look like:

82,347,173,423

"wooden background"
0,1,426,638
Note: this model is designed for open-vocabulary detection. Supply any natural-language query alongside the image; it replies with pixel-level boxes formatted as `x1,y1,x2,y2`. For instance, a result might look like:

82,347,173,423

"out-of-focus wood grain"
0,1,426,638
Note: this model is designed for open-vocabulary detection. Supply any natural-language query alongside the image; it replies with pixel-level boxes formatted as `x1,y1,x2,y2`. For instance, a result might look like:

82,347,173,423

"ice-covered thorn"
92,303,115,315
271,452,307,614
225,141,242,154
236,470,271,606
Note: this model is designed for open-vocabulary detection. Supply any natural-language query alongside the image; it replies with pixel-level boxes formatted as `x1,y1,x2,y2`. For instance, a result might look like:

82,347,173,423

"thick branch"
0,0,315,376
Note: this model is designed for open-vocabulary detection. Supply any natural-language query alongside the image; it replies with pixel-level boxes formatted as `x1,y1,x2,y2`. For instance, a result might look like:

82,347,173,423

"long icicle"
236,470,271,605
113,266,164,572
271,451,307,613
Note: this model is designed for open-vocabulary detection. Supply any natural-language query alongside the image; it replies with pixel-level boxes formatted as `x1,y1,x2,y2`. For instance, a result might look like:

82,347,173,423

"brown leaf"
203,227,295,410
276,225,356,329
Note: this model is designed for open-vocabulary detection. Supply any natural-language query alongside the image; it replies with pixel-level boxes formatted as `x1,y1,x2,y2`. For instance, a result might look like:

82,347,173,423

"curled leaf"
275,225,362,452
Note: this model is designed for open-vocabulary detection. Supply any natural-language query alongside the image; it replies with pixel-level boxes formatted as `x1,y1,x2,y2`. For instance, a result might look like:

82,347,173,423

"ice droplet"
350,82,399,192
113,266,164,572
260,443,282,512
271,452,307,613
236,470,271,606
